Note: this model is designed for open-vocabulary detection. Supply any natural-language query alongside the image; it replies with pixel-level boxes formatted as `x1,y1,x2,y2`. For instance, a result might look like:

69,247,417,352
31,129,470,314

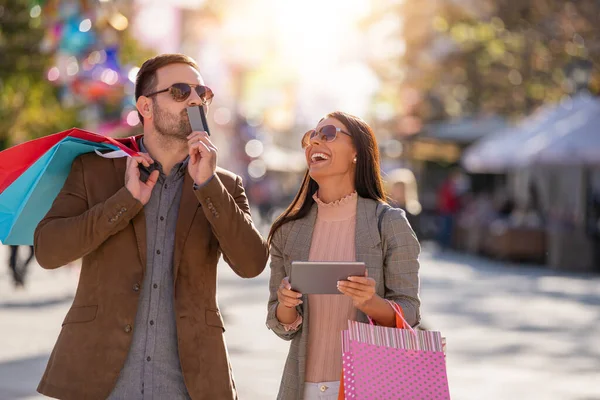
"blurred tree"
0,0,80,148
0,0,157,147
367,0,600,126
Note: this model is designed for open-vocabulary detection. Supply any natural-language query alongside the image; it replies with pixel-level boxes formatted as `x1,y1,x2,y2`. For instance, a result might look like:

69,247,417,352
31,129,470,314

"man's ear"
136,96,152,121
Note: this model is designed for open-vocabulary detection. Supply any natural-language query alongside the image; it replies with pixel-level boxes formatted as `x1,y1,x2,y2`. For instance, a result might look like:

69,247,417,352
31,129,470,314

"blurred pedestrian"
436,167,466,250
385,167,422,237
33,53,268,400
7,245,35,287
266,111,421,400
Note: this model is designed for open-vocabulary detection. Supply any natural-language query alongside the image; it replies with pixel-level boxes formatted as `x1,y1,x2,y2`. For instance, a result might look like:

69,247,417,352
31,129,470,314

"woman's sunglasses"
145,83,214,105
301,125,351,148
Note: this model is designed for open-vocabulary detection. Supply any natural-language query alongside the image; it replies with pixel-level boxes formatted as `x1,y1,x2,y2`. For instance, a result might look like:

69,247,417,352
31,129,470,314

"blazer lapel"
283,205,317,263
113,158,147,273
173,173,200,278
355,197,385,324
355,196,381,257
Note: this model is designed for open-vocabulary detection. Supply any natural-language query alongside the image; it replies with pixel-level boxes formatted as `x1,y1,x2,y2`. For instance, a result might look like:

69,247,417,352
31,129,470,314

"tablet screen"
290,261,366,295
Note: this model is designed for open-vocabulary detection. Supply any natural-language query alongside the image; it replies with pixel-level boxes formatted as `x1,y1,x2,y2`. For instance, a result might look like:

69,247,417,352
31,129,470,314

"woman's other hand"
277,277,303,308
337,270,376,308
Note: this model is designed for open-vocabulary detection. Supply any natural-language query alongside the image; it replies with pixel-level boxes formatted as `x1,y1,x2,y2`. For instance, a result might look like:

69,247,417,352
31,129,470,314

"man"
34,54,269,400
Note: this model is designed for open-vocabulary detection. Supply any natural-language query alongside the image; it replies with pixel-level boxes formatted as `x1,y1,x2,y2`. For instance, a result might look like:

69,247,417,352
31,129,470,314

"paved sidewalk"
418,246,600,400
0,243,599,399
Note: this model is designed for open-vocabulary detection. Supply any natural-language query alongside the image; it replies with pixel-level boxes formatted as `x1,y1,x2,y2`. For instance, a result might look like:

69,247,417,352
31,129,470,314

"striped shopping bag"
339,301,450,399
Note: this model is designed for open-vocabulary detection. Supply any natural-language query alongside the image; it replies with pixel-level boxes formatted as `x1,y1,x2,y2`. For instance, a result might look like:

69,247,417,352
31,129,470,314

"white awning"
462,92,600,172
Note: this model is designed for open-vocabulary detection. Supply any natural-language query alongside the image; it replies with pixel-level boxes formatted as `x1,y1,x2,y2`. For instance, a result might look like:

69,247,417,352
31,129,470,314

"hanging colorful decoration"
37,0,138,136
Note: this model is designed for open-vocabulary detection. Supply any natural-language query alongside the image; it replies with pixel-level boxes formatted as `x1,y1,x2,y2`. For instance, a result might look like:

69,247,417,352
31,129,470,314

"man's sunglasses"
145,83,214,105
301,125,351,148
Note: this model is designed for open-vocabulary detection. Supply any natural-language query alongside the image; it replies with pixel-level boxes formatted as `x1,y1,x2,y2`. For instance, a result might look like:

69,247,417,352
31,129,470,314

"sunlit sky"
236,0,380,128
270,0,380,125
134,0,384,131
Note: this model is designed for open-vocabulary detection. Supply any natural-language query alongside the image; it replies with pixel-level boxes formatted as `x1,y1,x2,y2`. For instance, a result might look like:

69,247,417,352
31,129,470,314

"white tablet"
289,261,366,295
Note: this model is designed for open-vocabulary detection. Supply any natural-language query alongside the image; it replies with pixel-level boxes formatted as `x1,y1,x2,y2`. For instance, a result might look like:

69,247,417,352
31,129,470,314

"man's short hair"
135,53,200,124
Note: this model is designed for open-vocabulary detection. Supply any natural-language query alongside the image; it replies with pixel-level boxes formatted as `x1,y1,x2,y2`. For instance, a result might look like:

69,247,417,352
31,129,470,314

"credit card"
186,105,210,136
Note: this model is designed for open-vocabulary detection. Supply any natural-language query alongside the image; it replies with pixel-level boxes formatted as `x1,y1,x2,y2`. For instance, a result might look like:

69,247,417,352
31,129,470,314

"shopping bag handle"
367,300,417,336
103,135,140,157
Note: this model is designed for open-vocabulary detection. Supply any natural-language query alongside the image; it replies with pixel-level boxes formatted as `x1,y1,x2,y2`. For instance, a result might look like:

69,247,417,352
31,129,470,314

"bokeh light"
29,5,41,18
100,69,119,85
128,67,140,83
247,159,267,179
214,107,232,125
126,110,140,126
79,19,92,33
245,139,264,158
47,67,60,81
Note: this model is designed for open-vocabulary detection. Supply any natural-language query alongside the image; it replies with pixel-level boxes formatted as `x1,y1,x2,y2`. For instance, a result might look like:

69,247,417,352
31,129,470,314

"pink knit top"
305,191,358,383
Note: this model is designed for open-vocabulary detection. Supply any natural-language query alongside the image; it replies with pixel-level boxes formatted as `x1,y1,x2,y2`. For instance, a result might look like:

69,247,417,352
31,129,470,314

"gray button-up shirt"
109,139,191,400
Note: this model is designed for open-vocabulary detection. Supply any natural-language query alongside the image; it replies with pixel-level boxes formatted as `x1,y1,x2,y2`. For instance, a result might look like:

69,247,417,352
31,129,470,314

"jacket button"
124,324,132,333
120,207,127,212
133,283,140,292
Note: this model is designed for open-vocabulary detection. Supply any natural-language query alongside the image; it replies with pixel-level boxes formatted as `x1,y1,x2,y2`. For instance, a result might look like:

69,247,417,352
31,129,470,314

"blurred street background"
1,0,600,399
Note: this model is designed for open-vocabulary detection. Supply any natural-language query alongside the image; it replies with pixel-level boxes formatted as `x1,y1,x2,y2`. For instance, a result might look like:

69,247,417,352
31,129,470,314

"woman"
266,111,421,400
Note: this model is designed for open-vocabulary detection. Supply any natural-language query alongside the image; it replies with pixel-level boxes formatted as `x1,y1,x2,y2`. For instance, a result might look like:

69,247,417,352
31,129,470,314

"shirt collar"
138,137,189,177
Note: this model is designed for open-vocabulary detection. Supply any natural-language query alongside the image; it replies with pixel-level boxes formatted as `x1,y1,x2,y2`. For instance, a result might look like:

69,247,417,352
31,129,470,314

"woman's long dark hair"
267,111,387,246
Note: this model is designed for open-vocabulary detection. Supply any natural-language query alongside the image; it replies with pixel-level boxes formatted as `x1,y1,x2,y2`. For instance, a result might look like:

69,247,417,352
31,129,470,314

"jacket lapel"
173,173,200,278
355,197,381,252
113,158,147,273
283,205,317,263
355,197,384,324
355,196,382,272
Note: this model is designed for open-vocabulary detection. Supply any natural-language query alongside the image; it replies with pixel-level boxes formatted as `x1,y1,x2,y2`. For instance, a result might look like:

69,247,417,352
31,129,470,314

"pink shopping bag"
340,301,450,399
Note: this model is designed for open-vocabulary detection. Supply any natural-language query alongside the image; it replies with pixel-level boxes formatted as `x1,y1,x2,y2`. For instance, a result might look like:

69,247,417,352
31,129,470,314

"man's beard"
152,101,192,141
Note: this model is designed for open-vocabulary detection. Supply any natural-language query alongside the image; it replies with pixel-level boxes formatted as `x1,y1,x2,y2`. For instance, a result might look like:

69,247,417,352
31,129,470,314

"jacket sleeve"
193,173,268,278
34,156,143,269
265,226,303,340
382,208,422,327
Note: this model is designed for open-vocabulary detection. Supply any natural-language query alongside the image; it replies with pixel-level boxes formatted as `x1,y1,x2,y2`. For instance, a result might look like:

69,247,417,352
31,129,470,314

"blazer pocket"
205,308,225,332
62,305,98,326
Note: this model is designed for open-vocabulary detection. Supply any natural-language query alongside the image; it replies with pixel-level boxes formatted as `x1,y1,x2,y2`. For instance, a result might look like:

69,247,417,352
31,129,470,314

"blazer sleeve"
266,225,303,340
193,173,269,278
381,208,422,327
34,156,144,269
